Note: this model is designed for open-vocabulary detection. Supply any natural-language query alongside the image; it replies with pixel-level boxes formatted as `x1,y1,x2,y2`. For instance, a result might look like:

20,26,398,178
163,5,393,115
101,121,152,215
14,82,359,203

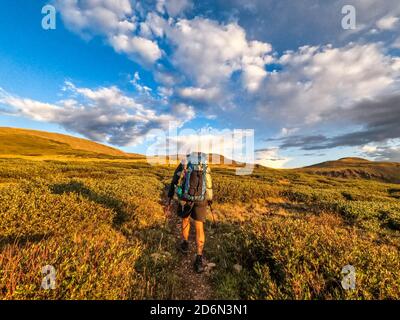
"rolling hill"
0,127,139,158
1,128,399,183
300,157,400,183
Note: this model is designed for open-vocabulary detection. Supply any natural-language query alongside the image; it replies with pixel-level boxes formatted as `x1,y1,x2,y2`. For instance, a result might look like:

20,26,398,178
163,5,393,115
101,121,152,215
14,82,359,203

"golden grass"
0,151,399,299
0,127,129,157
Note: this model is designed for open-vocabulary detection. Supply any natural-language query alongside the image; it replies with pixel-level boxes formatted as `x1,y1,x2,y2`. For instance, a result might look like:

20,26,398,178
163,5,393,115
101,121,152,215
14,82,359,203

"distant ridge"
2,127,399,183
306,157,371,168
337,157,371,162
300,157,400,183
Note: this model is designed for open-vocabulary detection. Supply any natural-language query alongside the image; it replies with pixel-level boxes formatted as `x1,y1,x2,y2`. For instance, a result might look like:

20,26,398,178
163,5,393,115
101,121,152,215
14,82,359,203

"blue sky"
1,0,400,167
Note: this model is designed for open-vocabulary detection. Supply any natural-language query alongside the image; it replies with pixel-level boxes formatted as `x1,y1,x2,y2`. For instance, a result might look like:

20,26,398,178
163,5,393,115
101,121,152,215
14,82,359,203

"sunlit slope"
0,127,133,157
299,157,400,183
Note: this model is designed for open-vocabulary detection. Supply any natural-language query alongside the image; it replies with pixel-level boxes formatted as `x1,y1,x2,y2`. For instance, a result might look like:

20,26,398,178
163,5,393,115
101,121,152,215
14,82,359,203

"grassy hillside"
0,127,133,158
1,158,399,299
1,130,400,300
299,157,400,184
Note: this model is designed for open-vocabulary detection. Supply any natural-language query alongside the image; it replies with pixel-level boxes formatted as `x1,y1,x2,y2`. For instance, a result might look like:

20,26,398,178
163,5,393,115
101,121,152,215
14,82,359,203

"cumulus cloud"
55,0,162,65
109,34,162,64
178,86,220,102
134,13,276,107
146,127,255,165
166,18,273,88
130,72,152,94
0,88,64,122
0,83,194,146
376,15,399,31
156,0,193,17
256,43,400,126
361,143,400,162
242,64,268,92
55,2,273,95
139,11,168,38
55,0,135,36
255,148,291,168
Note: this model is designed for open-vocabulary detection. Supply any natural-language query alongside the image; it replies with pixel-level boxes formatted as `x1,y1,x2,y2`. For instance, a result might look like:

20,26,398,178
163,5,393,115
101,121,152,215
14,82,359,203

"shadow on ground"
50,181,132,227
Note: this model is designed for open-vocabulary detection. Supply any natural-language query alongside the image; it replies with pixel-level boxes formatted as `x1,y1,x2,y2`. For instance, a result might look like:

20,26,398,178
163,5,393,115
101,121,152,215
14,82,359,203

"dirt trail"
168,204,214,300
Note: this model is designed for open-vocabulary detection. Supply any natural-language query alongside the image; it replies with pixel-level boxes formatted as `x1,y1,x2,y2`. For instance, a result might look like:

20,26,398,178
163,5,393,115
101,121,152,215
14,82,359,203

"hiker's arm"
167,163,183,201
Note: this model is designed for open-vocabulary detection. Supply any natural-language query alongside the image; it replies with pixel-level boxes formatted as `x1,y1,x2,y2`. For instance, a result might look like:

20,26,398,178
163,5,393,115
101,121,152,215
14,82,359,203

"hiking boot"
194,255,205,273
179,240,189,254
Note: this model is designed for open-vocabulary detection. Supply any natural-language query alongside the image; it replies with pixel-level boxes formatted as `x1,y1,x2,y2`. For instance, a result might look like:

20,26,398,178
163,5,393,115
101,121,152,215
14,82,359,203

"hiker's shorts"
177,201,207,222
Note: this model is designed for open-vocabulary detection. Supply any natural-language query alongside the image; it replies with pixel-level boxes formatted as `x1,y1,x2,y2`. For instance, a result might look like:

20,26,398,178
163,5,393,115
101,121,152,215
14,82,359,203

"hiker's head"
186,152,208,165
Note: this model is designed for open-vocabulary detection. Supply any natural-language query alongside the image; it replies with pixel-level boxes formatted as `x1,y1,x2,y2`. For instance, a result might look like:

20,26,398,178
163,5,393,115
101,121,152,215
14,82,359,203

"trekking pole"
209,202,216,225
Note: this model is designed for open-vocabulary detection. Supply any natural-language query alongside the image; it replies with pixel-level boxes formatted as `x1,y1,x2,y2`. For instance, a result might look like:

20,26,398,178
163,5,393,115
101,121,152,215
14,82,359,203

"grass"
0,156,399,299
0,158,184,299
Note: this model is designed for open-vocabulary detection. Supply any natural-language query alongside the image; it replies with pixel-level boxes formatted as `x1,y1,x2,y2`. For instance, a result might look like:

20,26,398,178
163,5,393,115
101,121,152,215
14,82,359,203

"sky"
0,0,400,168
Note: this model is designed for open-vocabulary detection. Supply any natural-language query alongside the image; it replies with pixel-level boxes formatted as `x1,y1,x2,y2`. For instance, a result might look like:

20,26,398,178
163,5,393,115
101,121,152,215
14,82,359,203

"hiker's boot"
179,240,189,254
194,255,205,273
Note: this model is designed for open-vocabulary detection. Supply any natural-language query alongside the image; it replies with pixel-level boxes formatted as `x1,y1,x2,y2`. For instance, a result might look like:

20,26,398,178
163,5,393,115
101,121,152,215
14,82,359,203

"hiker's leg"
182,216,190,241
194,220,205,255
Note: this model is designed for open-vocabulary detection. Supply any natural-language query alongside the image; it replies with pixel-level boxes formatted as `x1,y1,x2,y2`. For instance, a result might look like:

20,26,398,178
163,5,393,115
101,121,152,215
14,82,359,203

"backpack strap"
177,162,187,187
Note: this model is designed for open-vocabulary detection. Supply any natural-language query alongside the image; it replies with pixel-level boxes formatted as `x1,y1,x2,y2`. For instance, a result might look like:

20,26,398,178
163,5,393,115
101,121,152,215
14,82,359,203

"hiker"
166,152,213,273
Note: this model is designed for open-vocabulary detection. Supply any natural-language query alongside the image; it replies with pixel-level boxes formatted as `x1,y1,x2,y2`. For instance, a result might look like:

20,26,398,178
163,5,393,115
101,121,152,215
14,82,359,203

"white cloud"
171,103,195,122
280,127,299,137
130,72,152,94
109,34,162,64
154,70,178,86
178,86,220,102
55,0,163,65
0,83,193,146
257,43,400,126
139,12,168,38
242,64,268,92
255,148,291,169
55,0,135,36
361,142,400,162
147,127,255,165
55,2,272,82
166,18,273,88
361,145,378,153
376,15,399,31
156,0,193,17
0,88,63,122
168,133,234,159
64,81,141,108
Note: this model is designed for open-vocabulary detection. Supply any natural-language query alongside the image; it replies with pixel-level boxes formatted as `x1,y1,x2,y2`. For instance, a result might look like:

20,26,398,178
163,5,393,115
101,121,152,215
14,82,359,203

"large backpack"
175,152,212,202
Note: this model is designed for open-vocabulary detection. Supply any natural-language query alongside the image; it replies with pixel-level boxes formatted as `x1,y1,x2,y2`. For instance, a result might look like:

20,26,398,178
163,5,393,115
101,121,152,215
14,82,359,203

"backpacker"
175,152,213,203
